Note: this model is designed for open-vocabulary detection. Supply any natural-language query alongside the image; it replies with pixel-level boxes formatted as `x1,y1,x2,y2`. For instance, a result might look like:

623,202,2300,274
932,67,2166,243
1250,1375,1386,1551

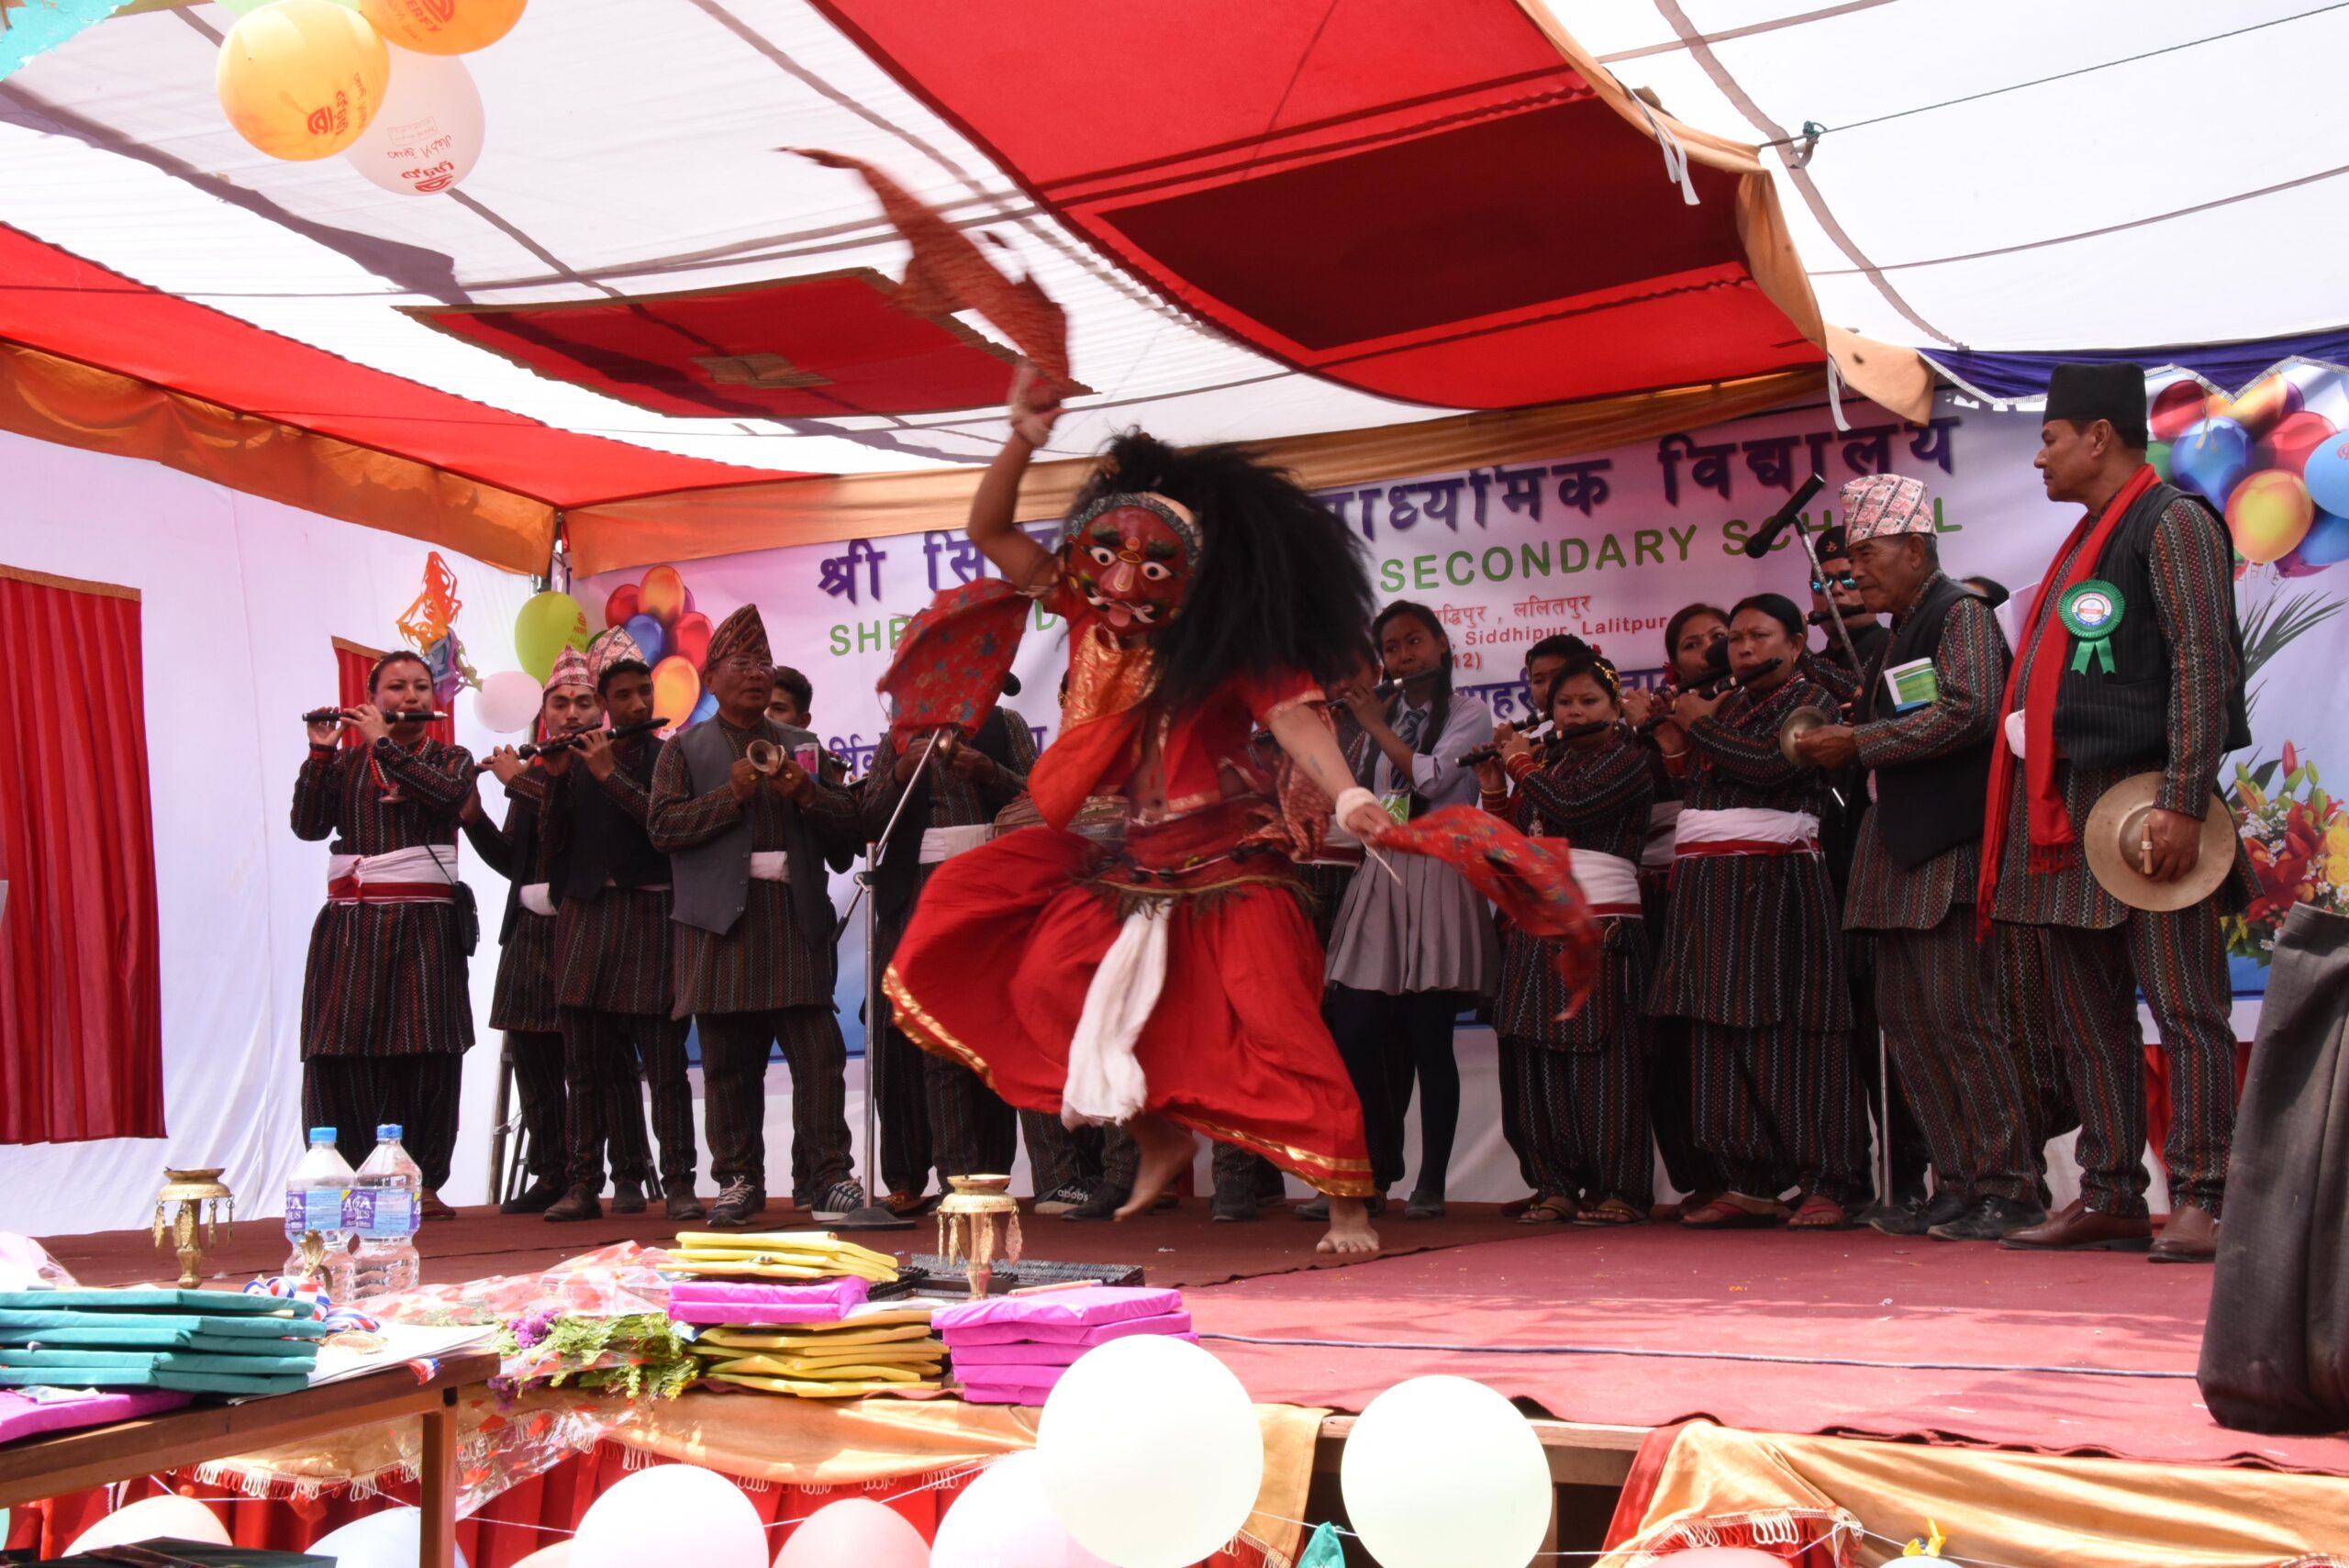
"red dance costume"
885,590,1375,1196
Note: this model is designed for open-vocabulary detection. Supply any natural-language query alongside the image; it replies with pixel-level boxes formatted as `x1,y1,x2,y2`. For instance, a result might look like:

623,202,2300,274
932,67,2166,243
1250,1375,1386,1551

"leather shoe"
1929,1195,2045,1242
1999,1196,2151,1251
665,1189,707,1222
542,1184,602,1223
2149,1204,2220,1263
610,1179,647,1215
498,1177,562,1216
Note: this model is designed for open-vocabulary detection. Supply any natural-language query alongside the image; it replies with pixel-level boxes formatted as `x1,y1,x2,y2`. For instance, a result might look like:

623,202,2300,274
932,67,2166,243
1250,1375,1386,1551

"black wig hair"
1663,602,1730,679
1373,599,1453,762
1073,431,1375,716
597,658,653,695
367,649,433,695
1731,592,1806,642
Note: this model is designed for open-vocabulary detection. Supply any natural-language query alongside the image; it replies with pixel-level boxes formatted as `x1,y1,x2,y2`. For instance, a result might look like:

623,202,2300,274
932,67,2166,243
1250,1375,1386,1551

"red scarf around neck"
1976,462,2159,929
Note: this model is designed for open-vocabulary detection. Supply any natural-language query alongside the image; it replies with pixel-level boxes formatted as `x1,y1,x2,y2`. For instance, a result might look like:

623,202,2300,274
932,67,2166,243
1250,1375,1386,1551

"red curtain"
0,564,162,1143
334,638,456,749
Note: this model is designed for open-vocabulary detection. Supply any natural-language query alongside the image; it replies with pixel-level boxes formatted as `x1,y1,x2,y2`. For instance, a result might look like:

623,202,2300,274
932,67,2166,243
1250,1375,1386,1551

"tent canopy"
2,0,2339,569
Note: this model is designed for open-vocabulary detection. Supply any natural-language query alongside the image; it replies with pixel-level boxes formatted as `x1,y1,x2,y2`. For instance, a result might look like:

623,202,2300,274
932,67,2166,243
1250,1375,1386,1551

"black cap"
1001,671,1023,697
1813,525,1850,562
2044,362,2149,449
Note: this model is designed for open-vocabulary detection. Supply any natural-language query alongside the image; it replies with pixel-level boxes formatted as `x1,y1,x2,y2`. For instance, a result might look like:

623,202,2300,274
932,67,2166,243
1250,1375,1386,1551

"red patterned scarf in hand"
1976,462,2159,929
1375,805,1601,1017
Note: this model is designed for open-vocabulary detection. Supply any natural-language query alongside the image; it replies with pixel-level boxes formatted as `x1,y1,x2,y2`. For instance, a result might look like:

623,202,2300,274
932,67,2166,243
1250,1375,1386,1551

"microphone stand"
1786,507,1896,1215
829,730,943,1234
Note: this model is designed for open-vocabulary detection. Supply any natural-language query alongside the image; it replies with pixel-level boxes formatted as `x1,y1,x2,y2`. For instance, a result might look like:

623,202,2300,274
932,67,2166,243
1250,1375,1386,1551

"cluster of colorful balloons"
212,0,523,195
2154,369,2349,578
604,564,720,731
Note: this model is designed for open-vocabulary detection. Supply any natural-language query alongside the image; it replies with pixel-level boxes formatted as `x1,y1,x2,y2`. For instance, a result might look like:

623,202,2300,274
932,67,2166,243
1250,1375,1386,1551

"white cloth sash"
918,824,993,865
1062,904,1166,1127
1567,849,1642,915
748,851,789,883
1674,806,1820,854
1642,801,1683,871
325,845,457,902
519,883,557,917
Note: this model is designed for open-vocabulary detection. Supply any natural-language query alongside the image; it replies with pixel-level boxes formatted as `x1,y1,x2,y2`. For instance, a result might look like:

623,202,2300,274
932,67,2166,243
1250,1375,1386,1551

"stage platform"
39,1201,2349,1478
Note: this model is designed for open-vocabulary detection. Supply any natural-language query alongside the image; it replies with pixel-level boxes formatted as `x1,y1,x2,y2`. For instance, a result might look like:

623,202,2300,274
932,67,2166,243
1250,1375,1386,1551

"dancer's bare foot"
1316,1195,1380,1255
1114,1114,1197,1221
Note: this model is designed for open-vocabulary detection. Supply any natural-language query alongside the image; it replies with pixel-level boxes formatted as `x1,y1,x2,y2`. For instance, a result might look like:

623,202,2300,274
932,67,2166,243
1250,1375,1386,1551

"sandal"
1574,1196,1650,1227
1787,1195,1858,1231
1680,1195,1787,1229
1518,1194,1577,1225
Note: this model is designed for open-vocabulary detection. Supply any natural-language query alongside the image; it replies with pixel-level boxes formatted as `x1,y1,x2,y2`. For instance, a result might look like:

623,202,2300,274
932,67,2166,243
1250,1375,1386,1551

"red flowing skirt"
884,815,1374,1196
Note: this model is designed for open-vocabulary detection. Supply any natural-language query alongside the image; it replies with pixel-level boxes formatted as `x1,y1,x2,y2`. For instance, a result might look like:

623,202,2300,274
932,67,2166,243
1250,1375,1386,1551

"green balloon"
513,591,588,683
2148,439,2173,481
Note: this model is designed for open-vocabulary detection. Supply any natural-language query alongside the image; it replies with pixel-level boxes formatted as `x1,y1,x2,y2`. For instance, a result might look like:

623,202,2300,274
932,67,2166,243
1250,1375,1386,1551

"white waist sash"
1673,806,1820,856
1567,849,1642,915
519,883,556,917
325,845,457,903
1642,801,1683,871
748,851,790,883
918,824,993,865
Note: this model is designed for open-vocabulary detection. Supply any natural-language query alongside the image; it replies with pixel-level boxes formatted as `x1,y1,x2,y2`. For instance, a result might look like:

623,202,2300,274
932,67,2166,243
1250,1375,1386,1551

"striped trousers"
1020,1111,1100,1198
924,1054,1018,1182
302,1053,463,1192
1504,1034,1653,1207
1998,923,2079,1160
1692,1020,1870,1207
505,1031,568,1185
1875,914,2038,1204
696,1007,854,1203
558,1006,691,1192
2026,901,2237,1217
870,1006,935,1200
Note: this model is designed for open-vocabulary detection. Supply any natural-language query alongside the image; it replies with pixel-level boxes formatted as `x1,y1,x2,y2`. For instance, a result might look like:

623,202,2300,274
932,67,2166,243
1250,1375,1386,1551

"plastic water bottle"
282,1128,356,1300
347,1123,423,1296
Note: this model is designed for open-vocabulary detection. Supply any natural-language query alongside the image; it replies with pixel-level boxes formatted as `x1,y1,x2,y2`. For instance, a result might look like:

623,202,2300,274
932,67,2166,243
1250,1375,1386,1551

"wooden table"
0,1351,502,1568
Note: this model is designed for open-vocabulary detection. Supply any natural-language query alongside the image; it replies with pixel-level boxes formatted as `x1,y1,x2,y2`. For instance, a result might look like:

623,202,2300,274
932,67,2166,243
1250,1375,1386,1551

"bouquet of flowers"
2224,740,2349,962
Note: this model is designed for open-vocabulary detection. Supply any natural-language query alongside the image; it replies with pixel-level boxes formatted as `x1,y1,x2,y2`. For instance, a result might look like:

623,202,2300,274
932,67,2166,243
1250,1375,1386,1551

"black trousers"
503,1031,567,1185
869,1007,934,1200
559,1006,691,1191
303,1053,463,1192
695,1007,853,1202
926,1054,1018,1182
1020,1111,1099,1197
1844,932,1931,1203
1323,984,1467,1195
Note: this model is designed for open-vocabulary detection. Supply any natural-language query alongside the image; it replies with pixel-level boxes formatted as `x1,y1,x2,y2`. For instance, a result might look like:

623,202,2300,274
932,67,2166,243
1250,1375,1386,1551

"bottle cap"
307,1127,336,1143
376,1123,403,1140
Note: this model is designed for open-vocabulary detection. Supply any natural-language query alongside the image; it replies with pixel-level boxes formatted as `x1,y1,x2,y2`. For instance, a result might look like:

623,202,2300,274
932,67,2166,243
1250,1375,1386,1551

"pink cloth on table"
931,1286,1178,1335
666,1278,868,1326
950,1332,1199,1369
939,1309,1193,1348
0,1388,191,1444
956,1365,1069,1403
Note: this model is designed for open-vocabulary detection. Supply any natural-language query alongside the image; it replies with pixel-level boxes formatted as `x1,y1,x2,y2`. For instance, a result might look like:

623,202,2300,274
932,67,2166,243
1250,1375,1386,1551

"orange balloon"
216,0,390,161
650,655,702,735
2227,373,2302,439
639,564,686,625
2226,469,2315,565
359,0,526,55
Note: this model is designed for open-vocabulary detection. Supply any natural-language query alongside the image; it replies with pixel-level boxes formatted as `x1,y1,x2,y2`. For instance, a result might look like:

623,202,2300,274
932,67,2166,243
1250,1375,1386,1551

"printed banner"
584,374,2349,1032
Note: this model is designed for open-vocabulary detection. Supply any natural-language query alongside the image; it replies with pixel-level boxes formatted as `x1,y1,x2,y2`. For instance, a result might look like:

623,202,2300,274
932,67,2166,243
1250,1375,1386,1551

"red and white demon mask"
1060,492,1201,631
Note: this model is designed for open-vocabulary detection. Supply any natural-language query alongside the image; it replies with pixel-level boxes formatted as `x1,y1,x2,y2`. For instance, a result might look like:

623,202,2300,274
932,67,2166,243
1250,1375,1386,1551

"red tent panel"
813,0,1821,409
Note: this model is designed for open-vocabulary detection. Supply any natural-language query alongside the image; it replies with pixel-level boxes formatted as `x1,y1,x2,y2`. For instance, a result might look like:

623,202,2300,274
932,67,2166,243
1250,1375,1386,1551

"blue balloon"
2293,507,2349,568
2168,417,2252,504
688,691,718,726
2303,433,2349,517
623,612,666,664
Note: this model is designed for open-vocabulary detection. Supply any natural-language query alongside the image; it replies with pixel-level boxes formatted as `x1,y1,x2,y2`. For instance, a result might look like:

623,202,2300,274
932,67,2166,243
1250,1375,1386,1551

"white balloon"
342,44,484,195
473,668,543,733
1339,1376,1552,1568
1037,1337,1263,1568
572,1464,765,1568
309,1507,470,1568
68,1496,230,1557
931,1452,1108,1568
513,1544,572,1568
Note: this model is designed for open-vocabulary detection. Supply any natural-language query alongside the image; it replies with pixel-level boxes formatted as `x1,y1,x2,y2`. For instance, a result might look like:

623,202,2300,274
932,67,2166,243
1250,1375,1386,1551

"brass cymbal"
1779,705,1834,767
2081,771,2238,912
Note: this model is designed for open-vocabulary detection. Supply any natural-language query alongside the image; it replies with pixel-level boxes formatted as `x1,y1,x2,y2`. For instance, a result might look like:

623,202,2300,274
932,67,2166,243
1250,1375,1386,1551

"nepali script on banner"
584,381,2349,1036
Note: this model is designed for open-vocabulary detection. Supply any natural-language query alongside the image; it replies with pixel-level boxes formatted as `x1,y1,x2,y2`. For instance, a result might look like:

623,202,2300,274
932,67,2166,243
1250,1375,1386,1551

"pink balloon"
774,1499,928,1568
1652,1551,1788,1567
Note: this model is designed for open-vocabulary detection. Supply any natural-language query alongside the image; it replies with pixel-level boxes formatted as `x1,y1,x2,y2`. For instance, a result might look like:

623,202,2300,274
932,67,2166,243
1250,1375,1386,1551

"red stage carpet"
1185,1224,2349,1473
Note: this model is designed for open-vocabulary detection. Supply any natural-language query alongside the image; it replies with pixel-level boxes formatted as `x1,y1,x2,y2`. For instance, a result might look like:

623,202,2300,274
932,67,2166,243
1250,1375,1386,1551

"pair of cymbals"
2082,772,2241,911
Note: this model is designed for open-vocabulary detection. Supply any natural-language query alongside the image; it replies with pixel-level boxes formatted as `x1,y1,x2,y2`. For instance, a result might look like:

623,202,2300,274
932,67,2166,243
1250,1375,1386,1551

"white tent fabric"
3,0,2342,484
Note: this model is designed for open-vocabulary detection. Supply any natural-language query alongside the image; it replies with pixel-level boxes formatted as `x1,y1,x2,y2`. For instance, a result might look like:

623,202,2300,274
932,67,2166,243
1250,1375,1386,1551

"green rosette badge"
2060,579,2124,674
